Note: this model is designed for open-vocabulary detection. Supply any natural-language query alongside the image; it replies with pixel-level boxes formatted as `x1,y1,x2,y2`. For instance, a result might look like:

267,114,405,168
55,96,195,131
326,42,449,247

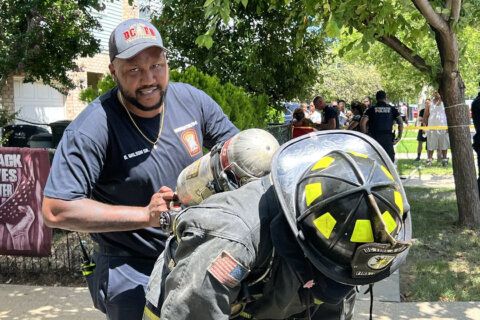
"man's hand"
146,186,176,227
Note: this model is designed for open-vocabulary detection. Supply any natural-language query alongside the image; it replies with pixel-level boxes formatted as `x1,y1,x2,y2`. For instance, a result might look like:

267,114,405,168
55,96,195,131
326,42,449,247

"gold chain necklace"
118,91,165,149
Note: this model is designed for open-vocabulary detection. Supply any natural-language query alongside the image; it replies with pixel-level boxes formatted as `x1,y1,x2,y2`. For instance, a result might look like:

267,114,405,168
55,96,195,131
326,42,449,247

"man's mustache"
136,85,162,93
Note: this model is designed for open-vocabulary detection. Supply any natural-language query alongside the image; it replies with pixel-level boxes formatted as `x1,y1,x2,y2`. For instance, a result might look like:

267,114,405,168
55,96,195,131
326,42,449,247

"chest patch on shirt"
207,251,248,288
181,129,201,157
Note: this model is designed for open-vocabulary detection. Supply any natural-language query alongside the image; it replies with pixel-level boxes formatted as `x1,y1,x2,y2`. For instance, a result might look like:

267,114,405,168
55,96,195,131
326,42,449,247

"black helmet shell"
270,131,411,285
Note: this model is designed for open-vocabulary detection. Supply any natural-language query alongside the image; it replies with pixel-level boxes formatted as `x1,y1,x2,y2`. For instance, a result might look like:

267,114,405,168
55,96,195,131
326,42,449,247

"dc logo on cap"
123,23,157,43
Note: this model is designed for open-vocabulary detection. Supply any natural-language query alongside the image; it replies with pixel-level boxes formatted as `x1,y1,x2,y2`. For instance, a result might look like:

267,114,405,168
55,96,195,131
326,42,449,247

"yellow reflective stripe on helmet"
306,182,322,206
350,220,374,242
143,306,160,320
394,191,403,215
381,165,394,181
313,213,336,239
348,151,368,158
311,156,335,171
382,211,397,234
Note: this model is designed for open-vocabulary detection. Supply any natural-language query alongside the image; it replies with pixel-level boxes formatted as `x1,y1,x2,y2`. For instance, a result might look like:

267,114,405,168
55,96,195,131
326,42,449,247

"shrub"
79,67,272,129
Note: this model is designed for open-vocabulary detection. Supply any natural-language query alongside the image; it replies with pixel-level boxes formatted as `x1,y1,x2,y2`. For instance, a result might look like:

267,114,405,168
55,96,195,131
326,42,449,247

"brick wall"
65,53,111,120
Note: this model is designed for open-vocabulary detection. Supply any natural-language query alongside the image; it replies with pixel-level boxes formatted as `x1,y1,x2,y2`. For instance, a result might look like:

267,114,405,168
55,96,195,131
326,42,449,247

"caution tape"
394,125,474,130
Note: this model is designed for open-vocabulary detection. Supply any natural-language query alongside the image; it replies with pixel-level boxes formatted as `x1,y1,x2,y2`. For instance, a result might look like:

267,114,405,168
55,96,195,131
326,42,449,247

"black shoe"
414,157,420,161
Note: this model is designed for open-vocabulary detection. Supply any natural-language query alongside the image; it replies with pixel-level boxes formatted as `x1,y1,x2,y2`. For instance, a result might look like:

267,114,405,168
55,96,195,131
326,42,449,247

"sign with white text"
0,147,51,256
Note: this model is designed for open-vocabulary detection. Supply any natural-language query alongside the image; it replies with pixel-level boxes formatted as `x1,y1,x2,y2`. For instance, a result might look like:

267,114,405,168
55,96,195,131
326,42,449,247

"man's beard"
117,81,166,112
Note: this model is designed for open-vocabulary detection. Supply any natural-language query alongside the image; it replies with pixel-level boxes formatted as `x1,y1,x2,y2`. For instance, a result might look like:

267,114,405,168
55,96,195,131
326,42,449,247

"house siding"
1,1,139,122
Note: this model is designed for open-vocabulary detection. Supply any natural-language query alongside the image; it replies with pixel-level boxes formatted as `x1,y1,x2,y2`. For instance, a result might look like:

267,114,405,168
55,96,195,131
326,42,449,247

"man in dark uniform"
144,131,412,320
360,90,403,162
472,81,480,199
41,19,238,320
313,95,338,130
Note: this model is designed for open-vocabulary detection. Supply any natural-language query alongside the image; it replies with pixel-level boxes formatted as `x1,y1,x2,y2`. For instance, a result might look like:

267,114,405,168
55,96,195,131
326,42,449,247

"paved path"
2,284,480,320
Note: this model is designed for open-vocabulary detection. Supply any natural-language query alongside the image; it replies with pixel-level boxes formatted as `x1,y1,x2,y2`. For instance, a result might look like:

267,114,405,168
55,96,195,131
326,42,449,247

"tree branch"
411,0,449,34
377,35,432,74
451,0,461,22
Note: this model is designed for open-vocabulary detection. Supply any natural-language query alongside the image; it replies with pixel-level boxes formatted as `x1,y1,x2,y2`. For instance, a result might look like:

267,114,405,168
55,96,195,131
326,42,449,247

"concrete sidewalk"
2,284,480,320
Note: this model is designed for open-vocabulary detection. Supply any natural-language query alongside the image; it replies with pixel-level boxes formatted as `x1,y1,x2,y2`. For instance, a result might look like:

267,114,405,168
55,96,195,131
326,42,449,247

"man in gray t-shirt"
42,19,238,320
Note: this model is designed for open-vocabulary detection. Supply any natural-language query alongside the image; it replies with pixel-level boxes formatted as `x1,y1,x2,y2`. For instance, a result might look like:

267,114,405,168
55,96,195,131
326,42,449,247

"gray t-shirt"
44,82,239,257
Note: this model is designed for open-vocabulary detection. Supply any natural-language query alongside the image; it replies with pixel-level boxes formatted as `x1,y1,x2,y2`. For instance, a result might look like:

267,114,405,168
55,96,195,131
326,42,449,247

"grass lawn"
395,137,452,155
396,159,453,175
401,187,480,302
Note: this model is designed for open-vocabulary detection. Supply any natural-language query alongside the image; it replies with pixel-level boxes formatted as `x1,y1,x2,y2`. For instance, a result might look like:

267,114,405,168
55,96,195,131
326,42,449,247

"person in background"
301,103,310,117
347,101,366,132
338,99,348,127
290,108,315,139
313,96,337,130
363,96,372,109
308,101,322,124
400,103,409,126
292,108,314,127
471,81,480,198
423,90,450,167
330,100,340,129
360,90,403,162
414,100,429,161
41,18,238,320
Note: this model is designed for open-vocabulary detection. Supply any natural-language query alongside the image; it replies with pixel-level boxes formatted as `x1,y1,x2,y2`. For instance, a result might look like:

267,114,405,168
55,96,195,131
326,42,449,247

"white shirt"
428,101,447,126
309,110,322,123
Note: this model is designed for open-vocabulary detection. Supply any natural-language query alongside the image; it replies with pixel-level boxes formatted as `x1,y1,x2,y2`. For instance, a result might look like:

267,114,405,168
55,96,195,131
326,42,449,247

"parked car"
411,104,419,118
282,102,301,124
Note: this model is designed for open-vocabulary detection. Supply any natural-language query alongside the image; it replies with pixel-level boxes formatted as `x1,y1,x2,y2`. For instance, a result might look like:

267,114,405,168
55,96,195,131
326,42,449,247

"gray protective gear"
144,178,354,320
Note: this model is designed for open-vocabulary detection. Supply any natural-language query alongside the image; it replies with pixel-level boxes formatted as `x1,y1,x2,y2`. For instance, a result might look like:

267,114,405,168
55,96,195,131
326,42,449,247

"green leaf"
204,0,214,8
325,18,340,38
241,0,248,8
355,4,366,15
195,35,206,46
220,7,230,23
204,35,213,49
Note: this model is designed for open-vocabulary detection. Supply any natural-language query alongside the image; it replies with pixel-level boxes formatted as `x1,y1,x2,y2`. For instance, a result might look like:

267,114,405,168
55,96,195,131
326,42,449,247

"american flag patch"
207,251,248,288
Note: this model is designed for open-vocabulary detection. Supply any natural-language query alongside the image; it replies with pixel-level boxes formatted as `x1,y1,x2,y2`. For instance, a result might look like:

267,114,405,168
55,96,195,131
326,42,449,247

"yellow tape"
394,125,474,130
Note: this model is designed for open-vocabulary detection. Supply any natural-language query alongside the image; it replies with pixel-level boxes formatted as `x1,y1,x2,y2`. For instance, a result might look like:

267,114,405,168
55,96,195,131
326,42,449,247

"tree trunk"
439,54,480,227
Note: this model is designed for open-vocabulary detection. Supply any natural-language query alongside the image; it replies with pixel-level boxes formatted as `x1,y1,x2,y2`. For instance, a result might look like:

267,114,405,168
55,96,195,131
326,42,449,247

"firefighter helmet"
271,131,411,285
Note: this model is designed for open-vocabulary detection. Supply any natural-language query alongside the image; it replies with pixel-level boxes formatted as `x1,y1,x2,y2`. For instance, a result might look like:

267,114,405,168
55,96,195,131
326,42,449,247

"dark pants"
86,253,156,320
372,134,395,162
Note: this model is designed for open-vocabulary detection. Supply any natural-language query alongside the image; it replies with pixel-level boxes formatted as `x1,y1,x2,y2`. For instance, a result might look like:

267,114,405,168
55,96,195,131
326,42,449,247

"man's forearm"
396,118,404,139
42,197,151,232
